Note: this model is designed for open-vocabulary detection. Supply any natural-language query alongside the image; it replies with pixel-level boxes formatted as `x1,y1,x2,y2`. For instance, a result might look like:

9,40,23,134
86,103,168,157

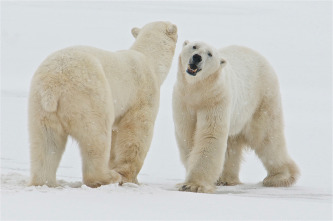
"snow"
1,1,332,220
1,172,331,220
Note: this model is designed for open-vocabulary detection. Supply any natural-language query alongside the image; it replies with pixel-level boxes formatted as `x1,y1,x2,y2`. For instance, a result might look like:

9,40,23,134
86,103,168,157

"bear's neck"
130,36,176,85
177,60,227,98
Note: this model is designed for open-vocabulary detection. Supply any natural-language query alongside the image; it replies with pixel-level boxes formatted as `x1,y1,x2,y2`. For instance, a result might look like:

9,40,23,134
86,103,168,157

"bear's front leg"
173,96,196,168
179,108,229,193
110,104,157,184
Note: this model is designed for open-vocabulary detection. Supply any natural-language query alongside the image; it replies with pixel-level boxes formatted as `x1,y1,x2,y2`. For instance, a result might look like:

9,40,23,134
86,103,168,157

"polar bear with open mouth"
173,41,299,193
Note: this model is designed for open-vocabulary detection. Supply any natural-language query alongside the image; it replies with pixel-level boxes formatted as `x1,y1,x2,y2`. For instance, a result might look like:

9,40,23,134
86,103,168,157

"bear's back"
219,45,279,135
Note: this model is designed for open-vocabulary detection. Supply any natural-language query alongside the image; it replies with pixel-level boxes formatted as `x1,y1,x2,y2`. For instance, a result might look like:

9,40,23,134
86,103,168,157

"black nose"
192,54,202,63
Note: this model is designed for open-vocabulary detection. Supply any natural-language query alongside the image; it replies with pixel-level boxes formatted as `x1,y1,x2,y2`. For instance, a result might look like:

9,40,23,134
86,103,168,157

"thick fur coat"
28,21,178,187
173,41,299,193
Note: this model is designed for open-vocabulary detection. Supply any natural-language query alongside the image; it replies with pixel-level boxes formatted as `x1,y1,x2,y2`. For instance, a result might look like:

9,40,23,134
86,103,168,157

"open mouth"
186,64,201,76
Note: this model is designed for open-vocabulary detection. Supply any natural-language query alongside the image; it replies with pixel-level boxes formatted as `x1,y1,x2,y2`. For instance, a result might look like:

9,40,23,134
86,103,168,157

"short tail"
40,87,60,112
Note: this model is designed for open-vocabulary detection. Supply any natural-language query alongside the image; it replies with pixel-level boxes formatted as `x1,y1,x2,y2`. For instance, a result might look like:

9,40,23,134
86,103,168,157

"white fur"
173,41,299,193
28,21,177,187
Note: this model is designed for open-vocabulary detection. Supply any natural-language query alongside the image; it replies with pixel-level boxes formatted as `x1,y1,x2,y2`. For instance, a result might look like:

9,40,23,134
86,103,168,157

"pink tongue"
188,65,197,72
189,63,197,70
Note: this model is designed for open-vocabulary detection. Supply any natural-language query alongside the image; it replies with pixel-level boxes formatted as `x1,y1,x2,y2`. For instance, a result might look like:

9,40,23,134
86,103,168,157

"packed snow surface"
1,1,332,220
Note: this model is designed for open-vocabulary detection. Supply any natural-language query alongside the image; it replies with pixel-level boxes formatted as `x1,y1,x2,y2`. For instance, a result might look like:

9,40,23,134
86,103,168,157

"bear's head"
130,21,178,84
131,21,178,44
180,41,226,83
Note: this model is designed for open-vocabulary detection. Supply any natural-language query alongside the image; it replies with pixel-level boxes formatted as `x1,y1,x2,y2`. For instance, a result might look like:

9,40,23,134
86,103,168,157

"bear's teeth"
187,65,197,72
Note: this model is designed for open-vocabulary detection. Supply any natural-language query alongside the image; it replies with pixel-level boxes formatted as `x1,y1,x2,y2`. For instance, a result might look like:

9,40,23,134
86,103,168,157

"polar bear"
173,41,299,193
28,21,178,188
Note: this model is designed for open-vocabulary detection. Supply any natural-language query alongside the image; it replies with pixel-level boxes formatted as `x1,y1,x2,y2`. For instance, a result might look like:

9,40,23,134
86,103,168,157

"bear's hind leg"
29,112,68,187
255,138,300,187
72,114,122,188
78,135,122,188
110,106,156,184
248,100,300,187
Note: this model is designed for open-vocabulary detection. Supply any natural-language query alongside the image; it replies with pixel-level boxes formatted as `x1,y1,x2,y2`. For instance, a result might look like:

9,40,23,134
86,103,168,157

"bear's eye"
208,52,212,57
192,46,197,49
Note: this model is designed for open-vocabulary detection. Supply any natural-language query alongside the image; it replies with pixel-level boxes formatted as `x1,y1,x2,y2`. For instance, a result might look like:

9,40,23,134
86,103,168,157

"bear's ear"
220,58,227,67
167,24,177,35
131,27,141,38
183,40,190,48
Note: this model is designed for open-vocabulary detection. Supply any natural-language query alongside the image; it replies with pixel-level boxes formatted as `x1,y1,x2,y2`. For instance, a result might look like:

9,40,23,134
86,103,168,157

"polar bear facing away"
28,21,177,187
173,41,299,193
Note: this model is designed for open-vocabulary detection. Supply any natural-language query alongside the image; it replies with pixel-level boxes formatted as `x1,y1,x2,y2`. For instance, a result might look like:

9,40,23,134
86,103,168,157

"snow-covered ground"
1,1,332,220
